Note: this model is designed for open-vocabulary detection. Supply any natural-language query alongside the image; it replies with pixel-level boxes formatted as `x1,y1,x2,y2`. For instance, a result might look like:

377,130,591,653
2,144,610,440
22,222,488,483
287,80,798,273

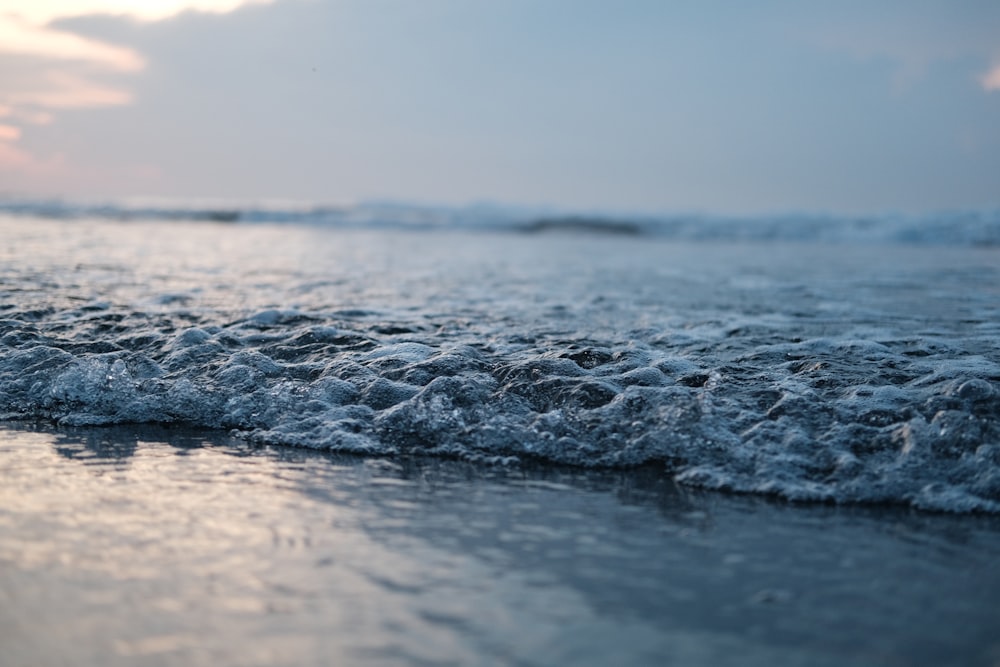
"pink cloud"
4,71,133,110
981,64,1000,92
0,15,144,71
0,125,22,141
3,1,276,25
0,1,275,192
0,138,66,174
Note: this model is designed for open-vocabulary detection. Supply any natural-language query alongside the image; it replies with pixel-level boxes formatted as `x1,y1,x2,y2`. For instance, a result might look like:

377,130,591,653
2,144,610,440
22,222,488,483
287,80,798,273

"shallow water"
2,216,999,511
2,422,999,666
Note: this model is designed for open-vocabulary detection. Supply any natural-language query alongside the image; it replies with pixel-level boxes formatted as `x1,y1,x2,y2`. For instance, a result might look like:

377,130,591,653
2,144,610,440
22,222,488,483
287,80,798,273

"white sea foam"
1,215,998,512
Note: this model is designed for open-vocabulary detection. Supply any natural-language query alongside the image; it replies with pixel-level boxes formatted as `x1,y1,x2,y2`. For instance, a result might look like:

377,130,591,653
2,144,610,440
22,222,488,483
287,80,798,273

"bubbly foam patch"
2,310,998,512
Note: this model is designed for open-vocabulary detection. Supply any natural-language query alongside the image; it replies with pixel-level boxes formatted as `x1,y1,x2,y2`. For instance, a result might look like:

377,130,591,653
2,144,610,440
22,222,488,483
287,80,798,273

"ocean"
2,202,998,512
1,202,999,665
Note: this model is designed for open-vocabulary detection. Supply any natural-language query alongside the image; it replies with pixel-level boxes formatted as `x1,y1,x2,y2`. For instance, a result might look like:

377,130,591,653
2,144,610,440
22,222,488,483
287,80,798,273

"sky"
1,0,998,214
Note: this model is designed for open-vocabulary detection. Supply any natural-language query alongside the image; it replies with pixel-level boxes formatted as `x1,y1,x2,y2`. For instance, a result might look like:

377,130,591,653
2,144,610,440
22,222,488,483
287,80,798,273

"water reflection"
1,421,999,667
44,423,228,479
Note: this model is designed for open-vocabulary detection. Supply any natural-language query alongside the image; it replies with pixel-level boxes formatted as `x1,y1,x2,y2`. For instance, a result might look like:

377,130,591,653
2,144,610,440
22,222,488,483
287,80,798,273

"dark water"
2,215,999,511
2,422,999,666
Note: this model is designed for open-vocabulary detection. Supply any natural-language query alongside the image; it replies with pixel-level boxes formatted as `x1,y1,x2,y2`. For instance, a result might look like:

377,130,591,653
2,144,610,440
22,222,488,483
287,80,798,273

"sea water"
2,422,999,667
1,204,999,513
2,204,1000,665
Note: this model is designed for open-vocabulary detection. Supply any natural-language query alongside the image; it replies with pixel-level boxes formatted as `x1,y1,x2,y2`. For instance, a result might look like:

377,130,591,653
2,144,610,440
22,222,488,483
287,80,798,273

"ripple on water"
1,219,998,512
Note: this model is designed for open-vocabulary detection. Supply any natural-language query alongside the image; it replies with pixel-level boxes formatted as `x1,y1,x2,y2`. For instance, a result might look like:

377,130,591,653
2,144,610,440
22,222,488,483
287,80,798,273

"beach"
2,421,999,666
4,2,999,663
1,210,999,664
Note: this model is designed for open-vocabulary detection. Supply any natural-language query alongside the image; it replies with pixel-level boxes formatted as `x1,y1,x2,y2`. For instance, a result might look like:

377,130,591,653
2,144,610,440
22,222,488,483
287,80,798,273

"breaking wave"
1,212,998,512
1,198,999,246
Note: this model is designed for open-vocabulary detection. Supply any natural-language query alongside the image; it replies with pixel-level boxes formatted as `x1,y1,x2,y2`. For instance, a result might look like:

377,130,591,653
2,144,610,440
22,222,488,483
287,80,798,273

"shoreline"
2,420,999,666
5,417,998,516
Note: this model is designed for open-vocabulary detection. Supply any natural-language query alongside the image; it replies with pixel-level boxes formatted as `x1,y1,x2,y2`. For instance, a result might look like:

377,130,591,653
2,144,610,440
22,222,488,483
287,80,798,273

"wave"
2,197,999,246
1,214,998,514
3,310,998,514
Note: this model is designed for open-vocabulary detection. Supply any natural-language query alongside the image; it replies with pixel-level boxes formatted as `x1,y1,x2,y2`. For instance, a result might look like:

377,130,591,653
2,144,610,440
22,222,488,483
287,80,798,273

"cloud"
3,70,133,109
981,63,1000,91
0,134,65,173
0,125,22,141
0,0,276,185
0,15,144,70
0,107,55,126
0,13,140,135
0,0,276,24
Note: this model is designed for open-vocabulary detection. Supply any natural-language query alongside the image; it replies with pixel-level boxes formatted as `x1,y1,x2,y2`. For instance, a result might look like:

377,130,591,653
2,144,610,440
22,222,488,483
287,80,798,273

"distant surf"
1,198,999,245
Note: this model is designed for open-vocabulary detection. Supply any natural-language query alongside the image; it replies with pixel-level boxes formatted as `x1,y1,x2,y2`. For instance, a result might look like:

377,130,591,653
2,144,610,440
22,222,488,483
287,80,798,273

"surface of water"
2,213,1000,664
2,422,999,666
1,216,999,511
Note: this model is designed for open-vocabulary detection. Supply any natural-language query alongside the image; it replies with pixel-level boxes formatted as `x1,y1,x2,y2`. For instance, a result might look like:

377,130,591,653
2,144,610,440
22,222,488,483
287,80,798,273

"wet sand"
1,421,999,666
